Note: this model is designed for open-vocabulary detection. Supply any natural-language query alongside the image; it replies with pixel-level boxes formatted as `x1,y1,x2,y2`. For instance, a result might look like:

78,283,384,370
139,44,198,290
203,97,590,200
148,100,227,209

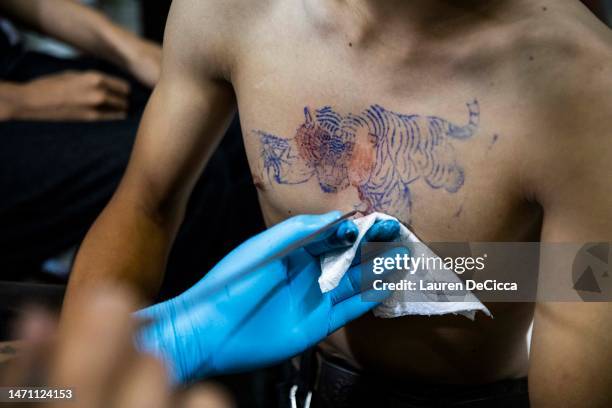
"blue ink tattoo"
255,100,480,222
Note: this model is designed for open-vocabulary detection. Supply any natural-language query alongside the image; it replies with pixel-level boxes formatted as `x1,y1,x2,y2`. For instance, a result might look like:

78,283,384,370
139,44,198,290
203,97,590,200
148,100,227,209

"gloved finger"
328,295,380,334
304,220,359,257
328,247,409,333
364,219,401,242
352,219,401,266
212,211,343,277
331,246,409,305
269,211,344,249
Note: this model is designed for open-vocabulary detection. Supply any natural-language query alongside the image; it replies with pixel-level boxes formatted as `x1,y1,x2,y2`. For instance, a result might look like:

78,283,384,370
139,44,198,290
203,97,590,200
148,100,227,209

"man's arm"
528,58,612,407
0,0,162,121
0,0,160,87
63,0,237,314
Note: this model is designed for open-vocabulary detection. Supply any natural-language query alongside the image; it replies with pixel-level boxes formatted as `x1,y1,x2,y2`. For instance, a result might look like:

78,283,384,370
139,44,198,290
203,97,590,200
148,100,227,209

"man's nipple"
252,174,266,191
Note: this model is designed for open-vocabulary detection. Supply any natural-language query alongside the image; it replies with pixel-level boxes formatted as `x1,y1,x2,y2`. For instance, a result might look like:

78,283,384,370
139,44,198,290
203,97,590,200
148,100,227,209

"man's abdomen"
324,302,535,384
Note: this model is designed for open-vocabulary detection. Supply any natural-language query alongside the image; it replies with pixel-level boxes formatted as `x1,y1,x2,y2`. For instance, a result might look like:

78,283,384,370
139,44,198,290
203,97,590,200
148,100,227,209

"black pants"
0,52,264,300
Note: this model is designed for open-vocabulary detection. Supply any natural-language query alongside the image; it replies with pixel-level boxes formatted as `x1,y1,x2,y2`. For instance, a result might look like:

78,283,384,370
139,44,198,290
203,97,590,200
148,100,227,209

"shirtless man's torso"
66,0,612,405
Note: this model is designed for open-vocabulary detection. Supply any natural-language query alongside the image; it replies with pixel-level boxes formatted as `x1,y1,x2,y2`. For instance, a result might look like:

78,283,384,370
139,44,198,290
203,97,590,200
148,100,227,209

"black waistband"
296,350,530,408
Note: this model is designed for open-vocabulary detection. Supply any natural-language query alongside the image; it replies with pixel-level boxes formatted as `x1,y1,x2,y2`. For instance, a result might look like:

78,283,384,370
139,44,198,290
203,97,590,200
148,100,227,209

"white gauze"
319,212,491,320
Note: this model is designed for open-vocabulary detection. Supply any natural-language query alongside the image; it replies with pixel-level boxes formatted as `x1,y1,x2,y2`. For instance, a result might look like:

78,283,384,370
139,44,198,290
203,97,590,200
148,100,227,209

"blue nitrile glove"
135,211,404,384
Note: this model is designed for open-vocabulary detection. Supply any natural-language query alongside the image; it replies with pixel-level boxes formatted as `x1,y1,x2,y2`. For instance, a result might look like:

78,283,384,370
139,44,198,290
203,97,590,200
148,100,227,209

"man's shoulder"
521,8,612,89
169,0,276,34
509,9,612,129
166,0,279,78
511,11,612,205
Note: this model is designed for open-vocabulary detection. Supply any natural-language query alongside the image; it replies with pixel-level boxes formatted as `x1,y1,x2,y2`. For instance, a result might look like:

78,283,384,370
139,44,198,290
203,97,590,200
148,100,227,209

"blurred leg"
0,119,138,280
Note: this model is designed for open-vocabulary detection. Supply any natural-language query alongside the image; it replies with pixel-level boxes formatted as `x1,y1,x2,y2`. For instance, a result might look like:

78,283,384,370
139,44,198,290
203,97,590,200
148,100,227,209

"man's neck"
326,0,528,45
345,0,517,22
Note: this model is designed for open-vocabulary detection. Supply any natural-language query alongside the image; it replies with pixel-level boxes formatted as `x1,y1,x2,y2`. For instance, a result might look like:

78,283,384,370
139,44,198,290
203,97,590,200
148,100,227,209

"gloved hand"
135,211,404,384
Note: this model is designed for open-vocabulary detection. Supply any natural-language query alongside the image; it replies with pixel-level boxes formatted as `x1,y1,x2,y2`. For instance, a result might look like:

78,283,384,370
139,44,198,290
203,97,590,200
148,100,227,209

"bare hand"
0,287,233,408
18,71,131,121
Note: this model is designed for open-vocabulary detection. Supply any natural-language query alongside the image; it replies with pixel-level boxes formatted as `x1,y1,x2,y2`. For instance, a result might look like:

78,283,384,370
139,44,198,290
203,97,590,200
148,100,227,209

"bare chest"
233,42,541,242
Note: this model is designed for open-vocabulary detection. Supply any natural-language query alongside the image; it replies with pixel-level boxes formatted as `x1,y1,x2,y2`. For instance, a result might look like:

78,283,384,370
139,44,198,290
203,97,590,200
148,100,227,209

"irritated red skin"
295,123,325,166
293,119,377,212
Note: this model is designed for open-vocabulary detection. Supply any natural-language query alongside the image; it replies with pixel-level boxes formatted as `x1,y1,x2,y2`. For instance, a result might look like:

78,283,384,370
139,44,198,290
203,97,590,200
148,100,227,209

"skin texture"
64,0,612,405
0,0,161,121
